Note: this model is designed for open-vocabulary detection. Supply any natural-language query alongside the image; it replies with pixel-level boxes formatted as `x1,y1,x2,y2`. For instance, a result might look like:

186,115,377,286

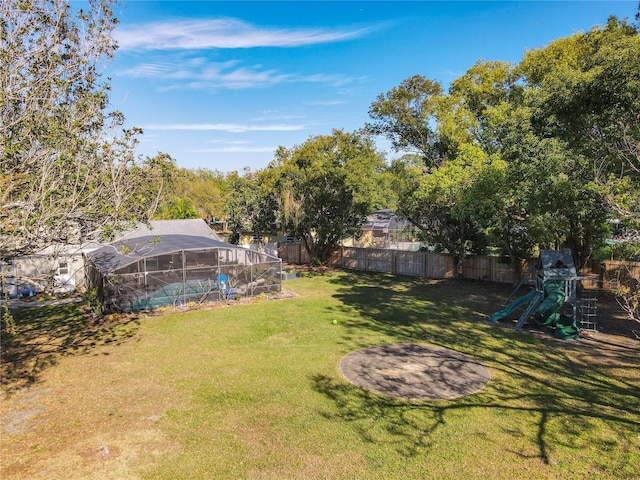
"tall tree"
449,59,611,271
373,67,512,274
272,130,386,263
518,15,639,320
447,61,535,273
448,60,522,155
366,75,453,170
178,168,228,221
223,169,279,250
391,144,505,275
1,0,156,258
518,16,640,221
153,196,199,220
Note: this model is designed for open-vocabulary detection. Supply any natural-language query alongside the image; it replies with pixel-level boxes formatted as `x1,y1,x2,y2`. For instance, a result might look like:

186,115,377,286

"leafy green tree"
391,144,505,275
132,152,180,223
153,196,199,220
1,0,158,256
518,16,640,221
223,170,279,249
1,0,164,331
518,15,639,320
174,168,228,221
373,66,513,274
449,59,611,271
449,60,522,155
366,75,453,169
272,130,386,263
520,140,610,269
446,61,535,273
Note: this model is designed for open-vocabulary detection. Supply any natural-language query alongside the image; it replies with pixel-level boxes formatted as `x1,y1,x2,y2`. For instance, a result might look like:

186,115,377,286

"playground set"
489,249,598,340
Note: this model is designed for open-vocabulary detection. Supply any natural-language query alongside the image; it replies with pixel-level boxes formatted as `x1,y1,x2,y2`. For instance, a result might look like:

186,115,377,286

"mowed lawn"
1,271,639,479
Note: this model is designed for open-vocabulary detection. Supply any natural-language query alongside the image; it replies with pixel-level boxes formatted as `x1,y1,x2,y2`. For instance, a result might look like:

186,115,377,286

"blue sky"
102,1,637,173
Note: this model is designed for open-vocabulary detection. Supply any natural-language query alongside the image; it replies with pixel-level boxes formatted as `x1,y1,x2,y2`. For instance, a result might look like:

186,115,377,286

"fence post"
424,252,428,278
392,250,397,275
490,256,496,283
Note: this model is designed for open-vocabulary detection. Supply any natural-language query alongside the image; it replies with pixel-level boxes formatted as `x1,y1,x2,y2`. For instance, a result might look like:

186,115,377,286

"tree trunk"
502,228,523,282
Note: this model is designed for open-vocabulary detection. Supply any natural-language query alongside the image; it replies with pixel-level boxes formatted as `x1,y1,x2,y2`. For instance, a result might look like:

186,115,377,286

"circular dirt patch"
338,344,490,401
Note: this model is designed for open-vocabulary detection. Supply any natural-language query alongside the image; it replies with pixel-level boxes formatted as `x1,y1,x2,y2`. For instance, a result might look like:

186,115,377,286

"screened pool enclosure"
86,235,282,311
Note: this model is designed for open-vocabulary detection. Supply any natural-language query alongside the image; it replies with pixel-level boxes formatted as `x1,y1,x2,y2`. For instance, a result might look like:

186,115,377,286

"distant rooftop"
117,219,222,242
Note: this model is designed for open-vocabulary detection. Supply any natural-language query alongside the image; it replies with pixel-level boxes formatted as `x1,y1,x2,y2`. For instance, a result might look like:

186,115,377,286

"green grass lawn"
1,271,639,479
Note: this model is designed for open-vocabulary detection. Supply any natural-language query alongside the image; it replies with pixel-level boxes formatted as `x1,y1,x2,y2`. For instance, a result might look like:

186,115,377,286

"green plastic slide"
489,290,539,323
489,281,579,340
534,281,580,340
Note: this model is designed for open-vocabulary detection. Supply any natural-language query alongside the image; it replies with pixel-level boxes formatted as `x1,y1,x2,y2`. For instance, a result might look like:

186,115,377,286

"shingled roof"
116,219,221,242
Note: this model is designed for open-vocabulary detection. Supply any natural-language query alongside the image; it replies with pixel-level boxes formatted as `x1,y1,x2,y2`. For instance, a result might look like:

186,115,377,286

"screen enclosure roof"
87,234,256,274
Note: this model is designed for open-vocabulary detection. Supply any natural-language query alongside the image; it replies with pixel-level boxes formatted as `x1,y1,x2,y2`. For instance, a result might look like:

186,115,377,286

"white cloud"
252,112,304,122
121,59,241,79
122,63,170,78
190,146,277,153
115,18,373,51
120,57,360,90
143,123,305,133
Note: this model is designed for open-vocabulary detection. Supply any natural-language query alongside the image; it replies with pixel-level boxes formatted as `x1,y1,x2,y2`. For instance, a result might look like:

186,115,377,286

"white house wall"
9,252,85,293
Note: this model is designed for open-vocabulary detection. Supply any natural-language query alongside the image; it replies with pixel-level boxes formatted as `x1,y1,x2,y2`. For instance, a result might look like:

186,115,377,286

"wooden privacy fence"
338,248,457,279
581,259,640,291
277,243,640,290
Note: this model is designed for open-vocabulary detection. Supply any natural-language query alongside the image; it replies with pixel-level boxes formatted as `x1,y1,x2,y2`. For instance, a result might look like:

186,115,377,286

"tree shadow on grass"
310,373,448,458
313,272,640,466
1,302,140,395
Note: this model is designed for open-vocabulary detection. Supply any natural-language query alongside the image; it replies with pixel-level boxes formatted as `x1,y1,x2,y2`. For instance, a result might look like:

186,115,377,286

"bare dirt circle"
338,343,491,401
